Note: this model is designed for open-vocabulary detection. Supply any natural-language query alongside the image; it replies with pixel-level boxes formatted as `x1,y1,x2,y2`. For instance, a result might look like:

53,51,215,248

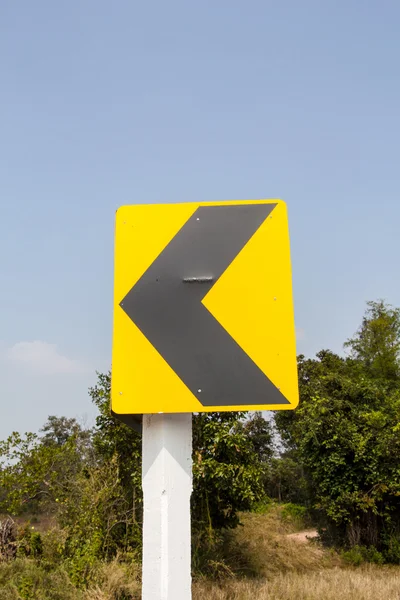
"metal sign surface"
112,200,298,415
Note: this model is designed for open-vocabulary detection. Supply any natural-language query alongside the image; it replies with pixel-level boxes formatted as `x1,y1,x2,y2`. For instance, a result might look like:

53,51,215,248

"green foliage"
192,412,266,531
251,499,272,515
89,372,143,554
0,557,141,599
89,375,269,536
89,373,142,505
275,300,400,560
280,503,309,529
0,559,79,600
0,419,94,517
344,300,400,381
6,299,400,578
342,545,384,566
191,411,272,577
0,382,143,585
382,534,400,564
5,296,400,593
40,417,89,448
0,370,270,584
266,455,309,504
61,458,141,586
40,528,68,566
17,527,43,559
242,412,274,463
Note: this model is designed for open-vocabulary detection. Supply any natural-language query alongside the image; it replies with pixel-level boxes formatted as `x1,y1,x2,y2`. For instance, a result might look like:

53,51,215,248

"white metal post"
142,413,192,600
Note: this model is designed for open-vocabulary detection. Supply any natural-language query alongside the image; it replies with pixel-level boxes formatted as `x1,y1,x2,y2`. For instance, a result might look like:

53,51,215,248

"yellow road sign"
112,200,298,416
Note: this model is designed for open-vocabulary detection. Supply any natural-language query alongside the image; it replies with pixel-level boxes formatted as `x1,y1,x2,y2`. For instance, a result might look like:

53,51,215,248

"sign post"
111,199,298,599
142,414,192,600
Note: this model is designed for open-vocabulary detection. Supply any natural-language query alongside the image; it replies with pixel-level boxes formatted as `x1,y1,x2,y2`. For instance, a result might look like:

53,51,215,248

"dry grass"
193,566,400,600
192,510,400,599
3,509,400,599
219,509,338,578
85,559,141,600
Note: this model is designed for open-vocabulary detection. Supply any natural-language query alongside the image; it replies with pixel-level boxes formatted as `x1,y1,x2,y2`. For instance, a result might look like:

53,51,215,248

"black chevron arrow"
120,204,289,407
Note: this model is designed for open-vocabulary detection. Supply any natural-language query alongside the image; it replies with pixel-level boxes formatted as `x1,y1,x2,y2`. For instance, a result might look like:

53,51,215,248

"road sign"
112,199,298,415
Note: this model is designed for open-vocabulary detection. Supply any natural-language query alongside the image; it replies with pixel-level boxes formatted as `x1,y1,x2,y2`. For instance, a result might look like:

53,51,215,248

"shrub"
281,503,310,529
0,559,79,600
17,527,43,559
251,499,272,515
342,545,384,566
383,535,400,564
41,528,68,566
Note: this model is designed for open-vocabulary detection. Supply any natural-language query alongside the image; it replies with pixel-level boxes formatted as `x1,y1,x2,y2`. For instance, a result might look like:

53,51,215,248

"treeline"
275,300,400,561
0,379,270,583
1,300,400,584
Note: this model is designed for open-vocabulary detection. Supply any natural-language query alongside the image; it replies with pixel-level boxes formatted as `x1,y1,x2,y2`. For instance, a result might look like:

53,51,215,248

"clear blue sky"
1,1,399,438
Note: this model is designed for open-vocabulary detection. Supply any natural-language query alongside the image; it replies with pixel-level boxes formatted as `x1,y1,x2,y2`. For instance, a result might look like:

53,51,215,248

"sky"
1,1,400,438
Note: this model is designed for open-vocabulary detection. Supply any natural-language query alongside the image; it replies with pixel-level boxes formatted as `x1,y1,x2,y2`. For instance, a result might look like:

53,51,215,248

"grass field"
2,507,400,599
192,508,400,600
193,568,400,600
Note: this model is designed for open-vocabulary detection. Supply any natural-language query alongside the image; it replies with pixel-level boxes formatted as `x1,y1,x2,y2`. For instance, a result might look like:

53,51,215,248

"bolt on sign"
111,200,298,418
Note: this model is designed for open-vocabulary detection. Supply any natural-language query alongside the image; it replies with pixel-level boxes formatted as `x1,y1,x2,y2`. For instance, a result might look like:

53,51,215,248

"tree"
344,300,400,381
89,376,266,532
192,411,266,532
0,372,270,579
88,373,267,533
89,372,142,526
242,412,274,463
266,455,308,504
275,301,400,558
274,350,353,452
40,416,86,447
0,424,93,517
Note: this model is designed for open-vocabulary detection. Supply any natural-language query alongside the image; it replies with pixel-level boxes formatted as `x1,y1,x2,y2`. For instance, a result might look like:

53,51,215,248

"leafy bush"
41,528,68,566
251,499,272,515
275,301,400,559
0,557,142,599
0,559,79,600
17,527,43,559
342,545,384,566
192,412,266,531
383,535,400,564
281,503,309,529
